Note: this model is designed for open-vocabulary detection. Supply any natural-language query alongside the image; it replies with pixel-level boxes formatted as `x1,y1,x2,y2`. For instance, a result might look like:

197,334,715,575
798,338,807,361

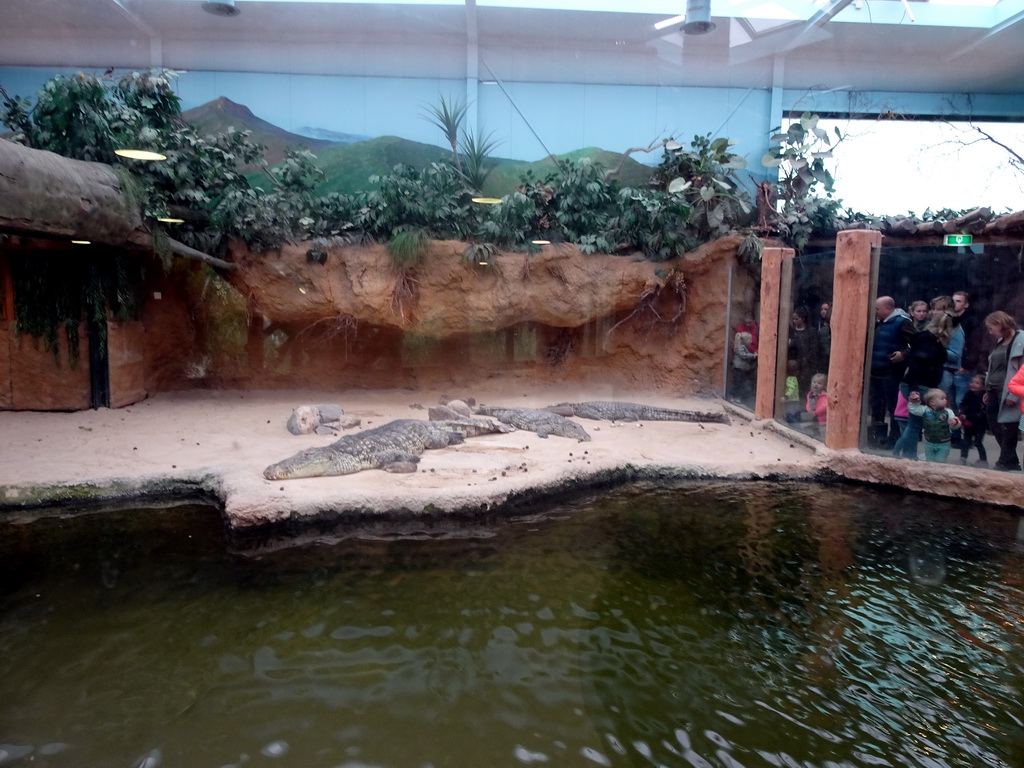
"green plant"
475,191,537,247
550,158,617,249
387,228,430,268
654,133,752,240
611,187,693,261
459,128,501,193
762,113,846,250
10,252,143,365
364,163,475,240
737,233,764,266
7,72,118,162
1,69,268,244
422,94,469,171
462,242,498,269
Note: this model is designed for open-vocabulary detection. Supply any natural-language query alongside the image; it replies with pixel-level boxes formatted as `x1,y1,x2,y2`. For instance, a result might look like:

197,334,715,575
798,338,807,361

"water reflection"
1,484,1023,767
908,539,947,586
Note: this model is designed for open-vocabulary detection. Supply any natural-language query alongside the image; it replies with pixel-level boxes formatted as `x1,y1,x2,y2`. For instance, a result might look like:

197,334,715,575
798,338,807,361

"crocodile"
264,417,514,480
473,405,591,442
547,400,731,425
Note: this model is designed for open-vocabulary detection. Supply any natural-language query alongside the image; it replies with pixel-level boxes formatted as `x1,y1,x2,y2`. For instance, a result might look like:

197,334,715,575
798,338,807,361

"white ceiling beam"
945,10,1024,61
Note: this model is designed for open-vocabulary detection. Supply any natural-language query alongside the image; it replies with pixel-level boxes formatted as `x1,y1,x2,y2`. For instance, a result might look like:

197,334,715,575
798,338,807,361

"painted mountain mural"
181,97,336,167
184,97,656,196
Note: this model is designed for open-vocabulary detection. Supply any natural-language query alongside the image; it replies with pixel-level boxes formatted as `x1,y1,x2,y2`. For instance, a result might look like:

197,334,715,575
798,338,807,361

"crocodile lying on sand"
264,417,514,480
473,405,592,442
546,400,731,425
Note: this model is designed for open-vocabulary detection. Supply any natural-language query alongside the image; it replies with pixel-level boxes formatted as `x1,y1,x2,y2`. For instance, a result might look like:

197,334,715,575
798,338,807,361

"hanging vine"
11,252,144,366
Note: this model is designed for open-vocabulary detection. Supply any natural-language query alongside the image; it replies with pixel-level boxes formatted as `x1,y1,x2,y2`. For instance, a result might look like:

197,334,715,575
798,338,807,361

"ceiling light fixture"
202,0,240,16
654,14,686,31
683,0,715,35
115,148,167,161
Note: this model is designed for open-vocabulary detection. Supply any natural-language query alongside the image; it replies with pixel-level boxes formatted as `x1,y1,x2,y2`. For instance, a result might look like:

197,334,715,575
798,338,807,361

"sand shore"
0,386,830,527
2,386,1020,528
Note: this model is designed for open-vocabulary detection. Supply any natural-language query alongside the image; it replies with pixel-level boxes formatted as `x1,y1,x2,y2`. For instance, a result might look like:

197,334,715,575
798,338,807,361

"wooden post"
824,230,881,449
0,253,13,323
755,246,795,419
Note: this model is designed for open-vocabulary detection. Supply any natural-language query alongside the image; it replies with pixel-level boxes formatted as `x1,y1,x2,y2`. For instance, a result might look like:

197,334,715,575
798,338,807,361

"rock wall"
214,236,751,395
0,236,751,408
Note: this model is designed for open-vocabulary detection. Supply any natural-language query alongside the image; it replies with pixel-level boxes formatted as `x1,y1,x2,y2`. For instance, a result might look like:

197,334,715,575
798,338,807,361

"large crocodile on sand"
264,417,514,480
473,405,591,441
547,400,731,425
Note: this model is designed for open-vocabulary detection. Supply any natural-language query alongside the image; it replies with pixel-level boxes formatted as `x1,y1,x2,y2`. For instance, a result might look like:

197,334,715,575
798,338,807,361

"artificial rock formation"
222,236,749,394
0,138,231,269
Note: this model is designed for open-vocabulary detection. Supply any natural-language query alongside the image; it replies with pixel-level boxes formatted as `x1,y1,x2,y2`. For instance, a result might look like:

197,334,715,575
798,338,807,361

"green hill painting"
181,97,337,168
183,97,656,197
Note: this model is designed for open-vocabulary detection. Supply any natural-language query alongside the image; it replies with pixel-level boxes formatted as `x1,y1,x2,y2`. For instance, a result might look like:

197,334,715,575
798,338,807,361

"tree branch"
167,238,237,270
604,138,664,181
969,125,1024,168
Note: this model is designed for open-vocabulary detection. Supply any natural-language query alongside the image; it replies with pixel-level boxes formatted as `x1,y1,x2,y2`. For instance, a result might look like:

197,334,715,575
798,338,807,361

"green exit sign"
944,234,973,246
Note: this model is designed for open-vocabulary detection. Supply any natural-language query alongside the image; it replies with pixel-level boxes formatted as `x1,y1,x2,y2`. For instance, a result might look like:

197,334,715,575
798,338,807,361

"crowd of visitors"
868,290,1024,472
728,287,1023,473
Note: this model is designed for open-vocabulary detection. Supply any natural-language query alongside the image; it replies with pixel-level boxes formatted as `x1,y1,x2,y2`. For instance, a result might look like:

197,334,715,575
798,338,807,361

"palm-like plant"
422,94,469,171
459,128,501,193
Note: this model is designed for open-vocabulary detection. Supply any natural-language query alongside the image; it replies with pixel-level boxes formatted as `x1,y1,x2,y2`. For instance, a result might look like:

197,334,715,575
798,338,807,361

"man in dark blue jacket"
869,296,914,447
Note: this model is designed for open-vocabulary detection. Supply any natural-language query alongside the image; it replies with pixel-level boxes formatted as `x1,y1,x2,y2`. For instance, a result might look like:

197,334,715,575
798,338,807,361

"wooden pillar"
824,230,881,449
755,246,795,419
0,253,13,323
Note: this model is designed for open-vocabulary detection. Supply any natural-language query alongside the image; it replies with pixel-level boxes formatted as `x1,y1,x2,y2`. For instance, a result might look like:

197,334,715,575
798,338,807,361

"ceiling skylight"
224,0,1012,30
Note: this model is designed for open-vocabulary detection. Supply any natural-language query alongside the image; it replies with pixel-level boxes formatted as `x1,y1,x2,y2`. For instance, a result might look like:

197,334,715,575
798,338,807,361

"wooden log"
891,218,918,235
826,230,881,450
755,247,794,420
985,210,1024,233
952,206,991,228
0,138,229,268
0,138,148,244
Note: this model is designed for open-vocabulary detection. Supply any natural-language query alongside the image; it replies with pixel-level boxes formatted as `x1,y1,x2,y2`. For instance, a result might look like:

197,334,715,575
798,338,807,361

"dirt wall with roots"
2,236,756,408
205,236,753,395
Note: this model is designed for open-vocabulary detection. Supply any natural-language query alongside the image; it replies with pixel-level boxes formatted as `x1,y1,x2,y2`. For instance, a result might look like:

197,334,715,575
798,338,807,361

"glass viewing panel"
861,243,1024,470
775,250,836,442
725,264,761,411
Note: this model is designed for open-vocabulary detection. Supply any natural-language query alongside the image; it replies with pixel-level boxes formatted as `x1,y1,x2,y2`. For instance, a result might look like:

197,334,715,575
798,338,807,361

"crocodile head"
264,445,361,480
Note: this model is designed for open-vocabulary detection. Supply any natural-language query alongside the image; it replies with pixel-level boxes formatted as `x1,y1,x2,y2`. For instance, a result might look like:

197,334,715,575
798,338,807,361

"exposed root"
294,314,359,349
602,269,687,352
391,268,420,324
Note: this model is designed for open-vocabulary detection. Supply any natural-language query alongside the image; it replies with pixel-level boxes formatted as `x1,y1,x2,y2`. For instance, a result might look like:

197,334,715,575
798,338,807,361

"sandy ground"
0,386,831,528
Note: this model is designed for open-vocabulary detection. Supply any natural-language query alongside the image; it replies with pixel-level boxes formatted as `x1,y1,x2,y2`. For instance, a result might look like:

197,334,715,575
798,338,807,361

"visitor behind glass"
982,311,1024,472
869,296,914,448
892,311,955,461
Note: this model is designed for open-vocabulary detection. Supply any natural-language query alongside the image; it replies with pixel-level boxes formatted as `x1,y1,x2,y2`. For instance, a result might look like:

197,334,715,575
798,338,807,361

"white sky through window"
790,117,1024,216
